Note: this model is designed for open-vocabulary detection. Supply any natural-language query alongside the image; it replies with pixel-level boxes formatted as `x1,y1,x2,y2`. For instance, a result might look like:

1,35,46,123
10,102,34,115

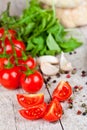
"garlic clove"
60,52,73,72
40,62,59,76
37,55,59,65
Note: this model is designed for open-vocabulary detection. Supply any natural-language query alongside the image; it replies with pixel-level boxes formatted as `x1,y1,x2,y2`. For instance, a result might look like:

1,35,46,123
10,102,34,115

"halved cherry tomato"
18,56,36,71
19,102,47,120
17,93,44,108
52,81,72,102
0,66,21,89
43,98,62,122
20,71,43,93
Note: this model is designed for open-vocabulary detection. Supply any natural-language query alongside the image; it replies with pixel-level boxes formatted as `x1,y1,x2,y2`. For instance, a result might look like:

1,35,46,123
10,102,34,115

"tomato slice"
52,81,72,101
17,93,44,108
19,102,47,120
43,98,62,122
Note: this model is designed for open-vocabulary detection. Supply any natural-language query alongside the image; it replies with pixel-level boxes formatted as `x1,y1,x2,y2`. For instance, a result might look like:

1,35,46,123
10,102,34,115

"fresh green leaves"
47,33,61,53
59,37,82,52
0,0,82,57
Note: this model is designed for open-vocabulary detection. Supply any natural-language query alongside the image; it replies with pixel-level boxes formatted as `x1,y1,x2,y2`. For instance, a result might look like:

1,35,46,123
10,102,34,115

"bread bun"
56,1,87,28
40,0,83,8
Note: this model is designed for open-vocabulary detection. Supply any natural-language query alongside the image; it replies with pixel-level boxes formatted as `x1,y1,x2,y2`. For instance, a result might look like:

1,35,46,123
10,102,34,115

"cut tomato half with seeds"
52,81,72,101
19,102,47,120
17,93,44,108
43,98,62,122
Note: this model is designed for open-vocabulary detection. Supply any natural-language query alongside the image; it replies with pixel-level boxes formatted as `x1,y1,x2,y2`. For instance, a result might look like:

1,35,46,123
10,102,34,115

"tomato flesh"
19,102,47,120
52,81,72,101
43,98,62,122
17,93,44,108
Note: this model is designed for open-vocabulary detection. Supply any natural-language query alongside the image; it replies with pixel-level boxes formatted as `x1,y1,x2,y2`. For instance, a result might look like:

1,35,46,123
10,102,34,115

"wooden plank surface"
0,26,87,130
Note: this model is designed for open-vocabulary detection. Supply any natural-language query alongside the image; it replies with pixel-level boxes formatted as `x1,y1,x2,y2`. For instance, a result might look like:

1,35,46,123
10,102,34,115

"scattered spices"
67,97,73,109
68,103,73,109
46,76,51,82
65,71,69,74
85,82,87,85
73,85,83,92
74,51,77,54
83,95,86,97
81,103,86,108
81,70,87,77
82,111,87,116
52,80,56,83
56,73,61,78
77,110,82,115
69,51,77,55
69,52,72,55
72,68,77,74
67,97,73,104
66,74,71,78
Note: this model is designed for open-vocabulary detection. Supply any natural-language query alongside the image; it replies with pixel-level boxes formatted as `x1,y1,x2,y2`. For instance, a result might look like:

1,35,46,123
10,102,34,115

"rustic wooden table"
0,25,87,130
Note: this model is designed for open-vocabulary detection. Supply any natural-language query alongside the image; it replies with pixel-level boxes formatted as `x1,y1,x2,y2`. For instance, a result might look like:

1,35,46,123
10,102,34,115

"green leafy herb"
0,0,82,57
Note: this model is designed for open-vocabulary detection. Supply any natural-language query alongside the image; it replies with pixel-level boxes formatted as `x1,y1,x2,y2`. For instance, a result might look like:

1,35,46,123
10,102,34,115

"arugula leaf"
46,33,61,53
59,37,82,52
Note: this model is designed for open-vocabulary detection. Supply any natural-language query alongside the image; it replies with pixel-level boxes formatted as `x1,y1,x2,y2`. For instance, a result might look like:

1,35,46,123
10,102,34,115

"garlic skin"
37,55,59,65
40,62,59,76
60,52,73,72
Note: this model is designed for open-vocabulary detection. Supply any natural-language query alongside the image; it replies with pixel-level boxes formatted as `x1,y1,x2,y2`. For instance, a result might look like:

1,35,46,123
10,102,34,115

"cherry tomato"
0,66,21,89
0,57,15,71
0,40,3,54
18,56,36,71
12,39,26,57
43,98,63,122
20,71,43,93
0,28,4,38
52,81,72,102
19,102,47,120
0,28,16,38
17,93,44,108
8,29,16,38
0,58,9,71
3,38,25,57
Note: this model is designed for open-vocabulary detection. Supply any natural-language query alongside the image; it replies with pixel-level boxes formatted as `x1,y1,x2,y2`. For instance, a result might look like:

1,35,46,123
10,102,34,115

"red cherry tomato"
0,66,21,89
0,28,16,38
8,29,16,38
19,102,47,120
43,98,63,122
0,58,9,71
0,28,4,38
0,40,3,54
3,38,25,57
12,39,26,57
17,93,44,108
18,56,36,71
52,81,72,102
0,57,15,71
20,71,43,93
